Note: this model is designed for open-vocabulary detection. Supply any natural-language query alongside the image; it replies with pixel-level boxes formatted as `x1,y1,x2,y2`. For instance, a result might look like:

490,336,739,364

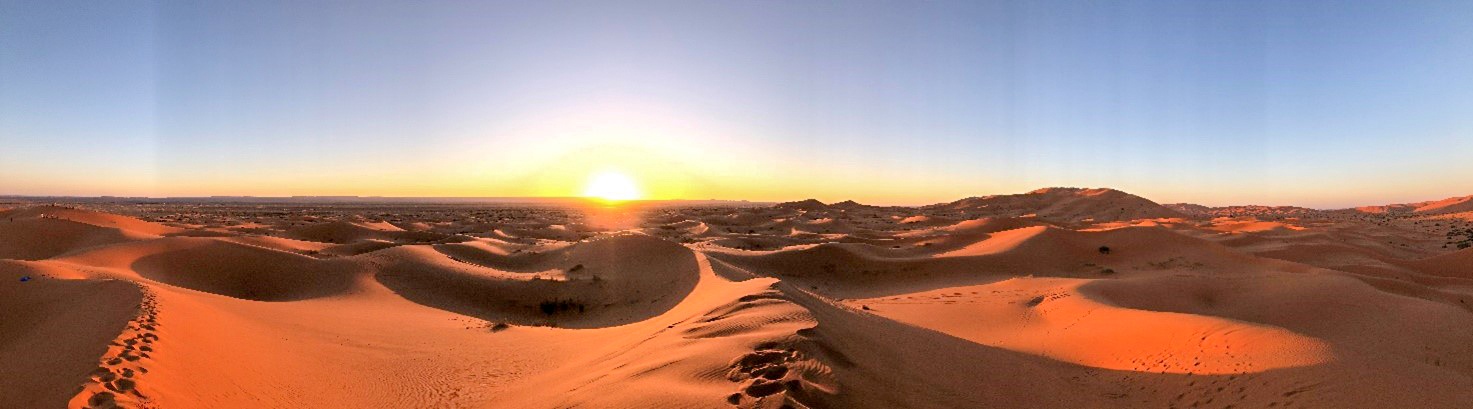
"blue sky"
2,0,1471,207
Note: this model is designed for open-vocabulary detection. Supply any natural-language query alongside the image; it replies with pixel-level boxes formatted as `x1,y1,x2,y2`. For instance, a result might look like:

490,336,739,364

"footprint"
72,286,161,408
726,347,823,407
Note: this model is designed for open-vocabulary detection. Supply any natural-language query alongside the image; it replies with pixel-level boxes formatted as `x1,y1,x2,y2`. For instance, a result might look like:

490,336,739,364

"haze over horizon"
4,0,1473,208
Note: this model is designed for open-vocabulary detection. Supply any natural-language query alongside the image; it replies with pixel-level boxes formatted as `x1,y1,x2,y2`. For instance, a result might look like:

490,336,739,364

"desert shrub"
538,299,587,315
820,263,839,274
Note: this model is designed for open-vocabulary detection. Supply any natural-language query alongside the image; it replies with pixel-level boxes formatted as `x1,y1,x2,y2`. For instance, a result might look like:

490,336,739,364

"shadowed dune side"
0,267,142,408
129,238,361,301
40,236,365,301
0,217,156,260
373,234,702,328
0,206,190,260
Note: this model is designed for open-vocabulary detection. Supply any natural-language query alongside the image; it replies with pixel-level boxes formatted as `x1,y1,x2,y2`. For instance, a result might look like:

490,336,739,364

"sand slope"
0,263,142,408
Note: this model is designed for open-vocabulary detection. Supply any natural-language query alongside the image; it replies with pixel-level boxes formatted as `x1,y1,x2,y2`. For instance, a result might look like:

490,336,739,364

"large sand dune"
3,189,1472,408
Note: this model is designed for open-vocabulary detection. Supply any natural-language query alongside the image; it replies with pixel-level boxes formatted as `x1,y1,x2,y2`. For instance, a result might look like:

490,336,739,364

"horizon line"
3,188,1467,211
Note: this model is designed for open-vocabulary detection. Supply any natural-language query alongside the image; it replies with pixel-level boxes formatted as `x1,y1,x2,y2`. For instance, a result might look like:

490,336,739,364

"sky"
2,0,1471,208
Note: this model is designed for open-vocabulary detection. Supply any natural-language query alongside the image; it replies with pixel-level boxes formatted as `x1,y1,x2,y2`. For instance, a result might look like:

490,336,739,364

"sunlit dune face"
583,171,642,202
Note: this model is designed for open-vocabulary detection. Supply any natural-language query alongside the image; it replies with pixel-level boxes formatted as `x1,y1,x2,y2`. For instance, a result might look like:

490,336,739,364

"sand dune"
932,187,1184,222
0,217,154,260
1413,195,1473,214
4,188,1472,408
1,205,181,236
1408,247,1473,279
853,277,1335,374
128,238,361,301
0,265,142,408
285,219,453,244
375,234,702,328
1355,194,1473,215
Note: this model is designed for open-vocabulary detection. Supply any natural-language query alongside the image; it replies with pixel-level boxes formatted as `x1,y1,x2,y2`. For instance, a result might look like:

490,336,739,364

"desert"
3,188,1472,408
6,1,1473,408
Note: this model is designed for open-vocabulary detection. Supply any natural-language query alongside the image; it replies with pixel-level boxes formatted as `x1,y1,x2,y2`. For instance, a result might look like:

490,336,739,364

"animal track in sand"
73,287,161,409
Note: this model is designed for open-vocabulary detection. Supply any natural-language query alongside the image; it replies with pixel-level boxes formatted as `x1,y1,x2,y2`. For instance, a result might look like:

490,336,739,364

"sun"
582,170,642,202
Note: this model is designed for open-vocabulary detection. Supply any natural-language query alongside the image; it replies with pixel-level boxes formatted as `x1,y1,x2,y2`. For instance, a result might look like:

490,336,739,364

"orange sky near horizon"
4,141,1465,210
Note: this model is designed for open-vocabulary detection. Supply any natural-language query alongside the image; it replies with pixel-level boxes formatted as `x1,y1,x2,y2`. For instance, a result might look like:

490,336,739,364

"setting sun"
582,171,642,202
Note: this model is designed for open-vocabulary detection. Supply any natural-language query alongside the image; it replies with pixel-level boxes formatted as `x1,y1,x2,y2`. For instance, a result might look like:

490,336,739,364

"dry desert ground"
3,187,1473,408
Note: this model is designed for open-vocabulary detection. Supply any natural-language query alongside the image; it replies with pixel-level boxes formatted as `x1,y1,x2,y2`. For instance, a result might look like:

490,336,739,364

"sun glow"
583,171,642,202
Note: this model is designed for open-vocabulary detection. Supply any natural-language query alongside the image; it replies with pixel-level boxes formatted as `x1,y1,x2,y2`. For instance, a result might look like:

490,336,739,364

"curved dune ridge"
374,233,703,328
0,208,169,261
2,189,1472,409
128,238,361,301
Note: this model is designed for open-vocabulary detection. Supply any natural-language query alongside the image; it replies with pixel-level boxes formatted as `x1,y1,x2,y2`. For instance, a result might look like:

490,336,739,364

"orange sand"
3,188,1472,408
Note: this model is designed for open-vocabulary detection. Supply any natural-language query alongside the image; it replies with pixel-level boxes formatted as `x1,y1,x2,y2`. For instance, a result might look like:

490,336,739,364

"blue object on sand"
19,276,30,282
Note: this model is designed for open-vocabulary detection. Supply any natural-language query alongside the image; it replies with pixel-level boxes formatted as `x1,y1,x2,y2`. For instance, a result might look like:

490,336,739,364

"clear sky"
2,0,1471,208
